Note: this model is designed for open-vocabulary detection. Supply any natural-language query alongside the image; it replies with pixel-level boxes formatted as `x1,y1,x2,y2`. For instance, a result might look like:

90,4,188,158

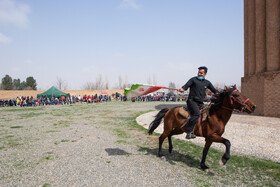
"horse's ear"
233,84,237,89
225,86,230,91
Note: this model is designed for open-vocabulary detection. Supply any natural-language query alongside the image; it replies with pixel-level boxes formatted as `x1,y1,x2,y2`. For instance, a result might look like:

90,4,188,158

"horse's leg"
200,141,213,170
219,138,231,166
206,134,231,167
158,131,170,157
168,128,184,153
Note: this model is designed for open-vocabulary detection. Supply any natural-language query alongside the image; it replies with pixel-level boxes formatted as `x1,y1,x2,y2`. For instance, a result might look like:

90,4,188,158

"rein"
221,105,241,113
221,89,250,113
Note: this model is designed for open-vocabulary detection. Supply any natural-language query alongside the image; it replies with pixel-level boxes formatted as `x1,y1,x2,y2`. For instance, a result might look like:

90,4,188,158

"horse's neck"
214,99,233,126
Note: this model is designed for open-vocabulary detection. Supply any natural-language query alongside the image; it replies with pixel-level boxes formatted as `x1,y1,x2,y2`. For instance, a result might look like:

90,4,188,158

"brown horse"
148,85,256,170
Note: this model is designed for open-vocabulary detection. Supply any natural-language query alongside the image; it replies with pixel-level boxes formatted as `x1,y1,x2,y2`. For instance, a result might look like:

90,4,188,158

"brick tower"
242,0,280,117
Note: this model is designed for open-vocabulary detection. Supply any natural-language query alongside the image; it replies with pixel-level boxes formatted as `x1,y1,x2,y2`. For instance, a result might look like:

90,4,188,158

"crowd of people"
0,94,113,107
133,93,187,102
0,91,190,108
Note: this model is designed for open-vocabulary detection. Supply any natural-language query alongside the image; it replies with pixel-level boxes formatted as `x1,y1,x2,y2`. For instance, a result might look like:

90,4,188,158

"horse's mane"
209,86,236,115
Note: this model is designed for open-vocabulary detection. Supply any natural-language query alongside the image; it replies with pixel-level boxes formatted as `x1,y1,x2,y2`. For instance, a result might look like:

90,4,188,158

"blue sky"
0,0,244,90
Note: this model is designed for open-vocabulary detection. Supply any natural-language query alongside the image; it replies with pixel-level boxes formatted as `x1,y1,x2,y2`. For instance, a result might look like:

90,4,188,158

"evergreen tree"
1,75,13,90
19,81,27,90
26,76,37,90
13,78,21,90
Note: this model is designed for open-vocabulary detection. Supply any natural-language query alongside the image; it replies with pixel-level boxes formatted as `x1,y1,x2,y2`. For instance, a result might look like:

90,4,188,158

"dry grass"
0,89,124,99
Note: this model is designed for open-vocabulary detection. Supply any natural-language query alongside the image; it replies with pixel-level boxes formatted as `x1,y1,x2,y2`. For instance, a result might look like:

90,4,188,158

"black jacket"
182,76,217,102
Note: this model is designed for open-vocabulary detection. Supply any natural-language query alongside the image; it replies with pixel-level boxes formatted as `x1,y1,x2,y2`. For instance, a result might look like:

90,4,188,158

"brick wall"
241,71,280,117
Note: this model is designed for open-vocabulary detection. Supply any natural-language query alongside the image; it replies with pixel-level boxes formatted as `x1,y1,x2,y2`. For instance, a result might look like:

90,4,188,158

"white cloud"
118,0,141,9
0,32,12,44
0,0,30,28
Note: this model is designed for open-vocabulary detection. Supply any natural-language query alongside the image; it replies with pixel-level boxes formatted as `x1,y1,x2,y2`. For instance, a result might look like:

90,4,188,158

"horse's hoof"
219,159,226,167
200,164,209,171
219,156,229,167
219,160,224,167
158,153,163,157
169,148,173,153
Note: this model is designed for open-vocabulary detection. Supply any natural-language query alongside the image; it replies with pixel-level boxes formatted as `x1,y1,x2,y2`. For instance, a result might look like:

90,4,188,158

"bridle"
222,89,250,113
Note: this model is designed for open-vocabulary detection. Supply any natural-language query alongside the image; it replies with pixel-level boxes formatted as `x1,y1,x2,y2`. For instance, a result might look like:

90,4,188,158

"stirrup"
186,132,196,139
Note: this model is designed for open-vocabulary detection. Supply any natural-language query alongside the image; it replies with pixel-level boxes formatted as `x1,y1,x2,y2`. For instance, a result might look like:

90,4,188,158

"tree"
13,78,21,90
83,81,95,90
95,75,104,90
117,74,129,89
56,77,68,90
168,82,176,94
19,81,27,90
118,75,123,89
123,75,128,89
26,76,37,90
153,74,157,85
1,75,13,90
83,75,105,90
147,76,152,85
105,77,109,89
214,82,225,90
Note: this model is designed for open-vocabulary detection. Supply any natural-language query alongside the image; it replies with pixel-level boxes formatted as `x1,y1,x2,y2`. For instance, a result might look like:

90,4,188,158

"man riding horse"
178,66,218,139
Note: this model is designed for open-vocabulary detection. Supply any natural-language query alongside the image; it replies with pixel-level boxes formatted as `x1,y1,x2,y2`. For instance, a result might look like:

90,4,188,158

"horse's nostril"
252,105,256,111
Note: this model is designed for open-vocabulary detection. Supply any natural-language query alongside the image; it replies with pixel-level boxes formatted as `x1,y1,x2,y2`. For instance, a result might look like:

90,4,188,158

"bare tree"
83,81,96,90
56,77,68,90
105,76,109,89
56,77,63,89
147,76,152,85
118,75,123,89
62,82,68,90
168,82,176,94
153,74,157,85
95,75,104,90
214,82,225,91
123,75,128,88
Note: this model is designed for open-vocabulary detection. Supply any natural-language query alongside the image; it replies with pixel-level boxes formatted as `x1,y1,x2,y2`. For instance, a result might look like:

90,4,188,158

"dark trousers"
187,99,203,132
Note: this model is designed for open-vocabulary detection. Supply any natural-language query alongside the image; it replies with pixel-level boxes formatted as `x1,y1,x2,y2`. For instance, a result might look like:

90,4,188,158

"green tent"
37,86,69,98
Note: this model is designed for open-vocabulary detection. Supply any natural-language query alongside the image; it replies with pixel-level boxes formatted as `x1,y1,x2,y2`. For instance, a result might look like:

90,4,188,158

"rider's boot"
186,131,196,139
185,118,197,139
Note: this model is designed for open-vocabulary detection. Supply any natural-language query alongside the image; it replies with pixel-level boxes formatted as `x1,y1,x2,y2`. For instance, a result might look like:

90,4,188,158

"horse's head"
225,85,256,113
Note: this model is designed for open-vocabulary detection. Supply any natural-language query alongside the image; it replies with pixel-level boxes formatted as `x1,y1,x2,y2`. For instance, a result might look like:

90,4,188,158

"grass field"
0,101,279,186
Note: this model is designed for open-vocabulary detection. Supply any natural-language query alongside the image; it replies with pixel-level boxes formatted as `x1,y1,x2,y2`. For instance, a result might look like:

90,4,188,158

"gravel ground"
0,102,279,187
137,111,280,162
0,102,200,187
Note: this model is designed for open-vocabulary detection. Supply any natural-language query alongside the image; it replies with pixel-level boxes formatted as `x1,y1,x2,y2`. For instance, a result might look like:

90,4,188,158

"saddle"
179,104,211,135
178,104,211,122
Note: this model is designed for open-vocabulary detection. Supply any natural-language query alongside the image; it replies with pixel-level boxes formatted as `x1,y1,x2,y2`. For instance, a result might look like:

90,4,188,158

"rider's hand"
178,88,184,93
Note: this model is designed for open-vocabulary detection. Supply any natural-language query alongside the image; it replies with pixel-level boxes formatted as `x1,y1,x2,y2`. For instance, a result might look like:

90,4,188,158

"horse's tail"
148,108,169,135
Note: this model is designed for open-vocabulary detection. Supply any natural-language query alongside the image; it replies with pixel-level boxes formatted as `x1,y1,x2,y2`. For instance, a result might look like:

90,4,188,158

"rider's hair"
198,66,208,73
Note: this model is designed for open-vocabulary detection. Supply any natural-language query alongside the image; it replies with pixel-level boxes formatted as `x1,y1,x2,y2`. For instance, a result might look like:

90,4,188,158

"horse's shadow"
138,146,200,168
105,148,131,156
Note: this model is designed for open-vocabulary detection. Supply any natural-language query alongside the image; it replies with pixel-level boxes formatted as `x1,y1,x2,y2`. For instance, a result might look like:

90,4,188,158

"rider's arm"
208,82,218,94
181,78,193,91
